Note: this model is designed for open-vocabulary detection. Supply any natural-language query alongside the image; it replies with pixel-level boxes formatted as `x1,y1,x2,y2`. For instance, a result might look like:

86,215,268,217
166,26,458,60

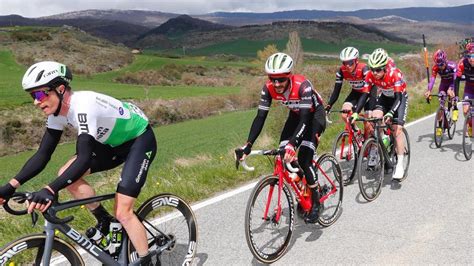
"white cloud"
0,0,472,17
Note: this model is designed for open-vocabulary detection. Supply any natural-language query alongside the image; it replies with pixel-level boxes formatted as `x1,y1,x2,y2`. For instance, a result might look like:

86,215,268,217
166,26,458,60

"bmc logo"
78,113,89,133
0,241,28,264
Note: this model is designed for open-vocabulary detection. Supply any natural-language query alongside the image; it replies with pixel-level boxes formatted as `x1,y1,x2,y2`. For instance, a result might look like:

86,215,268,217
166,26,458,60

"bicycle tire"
447,109,456,140
316,153,344,227
357,138,384,202
434,107,445,148
0,233,84,266
332,131,358,185
462,115,473,160
394,127,411,182
245,175,294,264
128,193,198,266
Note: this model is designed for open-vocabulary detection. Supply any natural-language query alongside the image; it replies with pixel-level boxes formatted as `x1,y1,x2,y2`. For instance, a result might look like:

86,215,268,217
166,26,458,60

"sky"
1,0,473,18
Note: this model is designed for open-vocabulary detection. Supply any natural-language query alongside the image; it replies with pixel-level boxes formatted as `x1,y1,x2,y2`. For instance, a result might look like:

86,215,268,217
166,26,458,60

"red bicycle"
237,148,343,264
329,110,366,185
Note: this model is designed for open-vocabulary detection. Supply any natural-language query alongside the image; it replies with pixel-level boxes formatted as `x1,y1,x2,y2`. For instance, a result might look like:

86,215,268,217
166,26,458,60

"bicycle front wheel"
245,175,294,264
0,234,84,265
434,107,445,148
357,138,384,201
316,153,343,227
462,115,473,160
332,131,358,185
129,194,198,266
447,109,456,139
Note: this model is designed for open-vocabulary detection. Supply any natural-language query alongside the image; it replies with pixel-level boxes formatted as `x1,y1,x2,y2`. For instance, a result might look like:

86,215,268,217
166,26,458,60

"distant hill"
41,9,177,28
0,16,149,44
138,15,232,38
207,4,473,25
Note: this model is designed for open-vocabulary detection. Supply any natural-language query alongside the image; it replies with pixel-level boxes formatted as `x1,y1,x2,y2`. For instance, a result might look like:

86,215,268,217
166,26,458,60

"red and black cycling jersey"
354,68,407,114
248,74,324,147
327,62,369,107
455,57,474,94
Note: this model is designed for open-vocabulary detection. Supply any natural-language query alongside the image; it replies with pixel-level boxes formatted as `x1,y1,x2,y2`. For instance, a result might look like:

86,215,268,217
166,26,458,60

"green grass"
0,51,252,109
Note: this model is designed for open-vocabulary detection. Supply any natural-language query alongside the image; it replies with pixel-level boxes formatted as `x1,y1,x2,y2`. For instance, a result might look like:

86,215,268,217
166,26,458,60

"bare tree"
285,31,304,72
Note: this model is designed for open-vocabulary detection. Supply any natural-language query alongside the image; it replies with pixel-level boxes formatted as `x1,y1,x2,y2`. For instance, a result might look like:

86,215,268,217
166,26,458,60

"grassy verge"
0,88,439,246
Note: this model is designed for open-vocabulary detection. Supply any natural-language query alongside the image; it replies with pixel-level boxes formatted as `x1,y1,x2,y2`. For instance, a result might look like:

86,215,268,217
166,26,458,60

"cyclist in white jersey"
0,61,157,264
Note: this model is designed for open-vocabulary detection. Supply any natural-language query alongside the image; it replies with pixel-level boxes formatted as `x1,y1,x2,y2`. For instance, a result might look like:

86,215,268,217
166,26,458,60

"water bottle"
382,134,390,149
107,219,123,255
86,227,111,252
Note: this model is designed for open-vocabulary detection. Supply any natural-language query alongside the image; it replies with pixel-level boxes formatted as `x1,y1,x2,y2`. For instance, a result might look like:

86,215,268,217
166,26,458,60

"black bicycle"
0,192,197,265
427,92,457,148
356,117,411,201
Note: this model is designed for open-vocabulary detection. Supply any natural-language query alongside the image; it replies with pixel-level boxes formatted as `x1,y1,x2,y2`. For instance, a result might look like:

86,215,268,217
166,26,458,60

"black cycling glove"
30,188,55,205
0,183,16,202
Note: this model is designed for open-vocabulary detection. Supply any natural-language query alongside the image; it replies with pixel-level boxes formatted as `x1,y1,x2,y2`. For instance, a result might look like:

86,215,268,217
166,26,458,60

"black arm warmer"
327,82,343,107
354,93,369,114
48,134,95,193
390,92,402,114
247,109,268,144
14,128,62,185
454,77,461,97
289,108,312,146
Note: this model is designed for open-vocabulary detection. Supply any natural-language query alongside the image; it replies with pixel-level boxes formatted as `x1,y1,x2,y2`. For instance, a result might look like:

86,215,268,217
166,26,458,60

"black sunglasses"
30,89,51,101
270,77,289,83
371,67,385,73
343,60,355,67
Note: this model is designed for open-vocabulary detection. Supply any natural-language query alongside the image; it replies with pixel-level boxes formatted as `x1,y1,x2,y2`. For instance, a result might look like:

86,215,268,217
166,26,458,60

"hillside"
1,26,133,74
134,20,410,52
139,15,232,37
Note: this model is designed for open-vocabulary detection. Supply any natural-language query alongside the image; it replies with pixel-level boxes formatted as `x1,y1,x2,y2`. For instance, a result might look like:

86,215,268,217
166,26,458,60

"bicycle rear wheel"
357,138,384,202
0,234,84,265
129,194,198,266
434,107,445,148
315,153,343,227
245,175,294,264
462,115,473,160
332,131,358,185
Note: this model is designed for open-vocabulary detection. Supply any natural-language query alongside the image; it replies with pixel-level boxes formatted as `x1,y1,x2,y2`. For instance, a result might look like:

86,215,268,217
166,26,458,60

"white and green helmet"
339,47,359,61
265,52,293,75
22,61,72,91
368,49,389,69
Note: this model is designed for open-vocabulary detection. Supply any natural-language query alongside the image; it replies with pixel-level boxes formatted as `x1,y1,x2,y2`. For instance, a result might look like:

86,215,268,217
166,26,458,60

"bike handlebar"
3,192,74,225
238,149,299,173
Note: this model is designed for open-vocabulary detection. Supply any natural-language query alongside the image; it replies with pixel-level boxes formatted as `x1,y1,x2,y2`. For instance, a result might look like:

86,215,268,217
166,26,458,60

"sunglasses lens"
270,77,288,83
30,90,49,101
343,60,354,66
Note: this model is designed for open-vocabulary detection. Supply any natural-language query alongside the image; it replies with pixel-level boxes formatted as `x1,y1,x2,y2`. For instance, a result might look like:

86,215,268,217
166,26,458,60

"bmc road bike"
238,148,343,264
0,192,197,266
356,117,411,202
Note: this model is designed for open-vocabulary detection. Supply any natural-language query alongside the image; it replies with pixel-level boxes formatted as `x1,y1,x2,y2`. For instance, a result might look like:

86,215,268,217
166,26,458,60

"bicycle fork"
262,175,284,224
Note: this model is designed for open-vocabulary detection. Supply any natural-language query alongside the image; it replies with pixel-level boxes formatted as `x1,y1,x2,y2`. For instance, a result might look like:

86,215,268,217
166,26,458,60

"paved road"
79,113,473,265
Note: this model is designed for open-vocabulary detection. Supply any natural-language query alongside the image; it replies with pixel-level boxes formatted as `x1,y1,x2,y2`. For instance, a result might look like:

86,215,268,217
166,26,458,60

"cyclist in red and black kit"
325,46,375,137
351,49,408,180
455,42,474,135
235,52,326,223
424,49,459,121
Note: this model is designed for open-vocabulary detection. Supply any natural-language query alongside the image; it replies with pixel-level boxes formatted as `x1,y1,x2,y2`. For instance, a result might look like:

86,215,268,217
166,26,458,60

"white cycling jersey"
47,91,149,147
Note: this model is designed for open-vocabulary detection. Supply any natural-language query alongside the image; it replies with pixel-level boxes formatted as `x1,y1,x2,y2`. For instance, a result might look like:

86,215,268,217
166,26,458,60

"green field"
163,38,420,57
0,50,253,109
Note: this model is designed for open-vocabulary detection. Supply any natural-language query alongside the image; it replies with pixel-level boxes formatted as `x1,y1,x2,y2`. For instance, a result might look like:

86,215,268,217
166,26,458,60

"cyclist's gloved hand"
235,142,252,168
349,112,359,124
325,104,332,113
283,143,296,163
28,188,55,213
384,111,394,123
0,183,16,203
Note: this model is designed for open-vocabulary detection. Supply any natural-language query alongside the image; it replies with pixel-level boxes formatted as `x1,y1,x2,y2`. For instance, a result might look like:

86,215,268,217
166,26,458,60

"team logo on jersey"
78,113,89,133
97,127,109,140
119,107,124,115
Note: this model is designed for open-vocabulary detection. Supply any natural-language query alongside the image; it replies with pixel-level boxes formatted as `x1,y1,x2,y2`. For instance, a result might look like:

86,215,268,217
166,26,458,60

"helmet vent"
35,70,44,83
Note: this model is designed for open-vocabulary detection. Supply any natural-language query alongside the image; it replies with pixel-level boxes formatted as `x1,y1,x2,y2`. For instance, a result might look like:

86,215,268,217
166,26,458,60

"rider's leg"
392,93,408,180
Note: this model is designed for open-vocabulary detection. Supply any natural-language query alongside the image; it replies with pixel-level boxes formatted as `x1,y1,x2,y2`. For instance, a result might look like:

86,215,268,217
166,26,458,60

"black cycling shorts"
90,125,157,198
375,92,409,126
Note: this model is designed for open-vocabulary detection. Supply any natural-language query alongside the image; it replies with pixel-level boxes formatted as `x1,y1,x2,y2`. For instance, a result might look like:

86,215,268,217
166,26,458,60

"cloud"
0,0,472,17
